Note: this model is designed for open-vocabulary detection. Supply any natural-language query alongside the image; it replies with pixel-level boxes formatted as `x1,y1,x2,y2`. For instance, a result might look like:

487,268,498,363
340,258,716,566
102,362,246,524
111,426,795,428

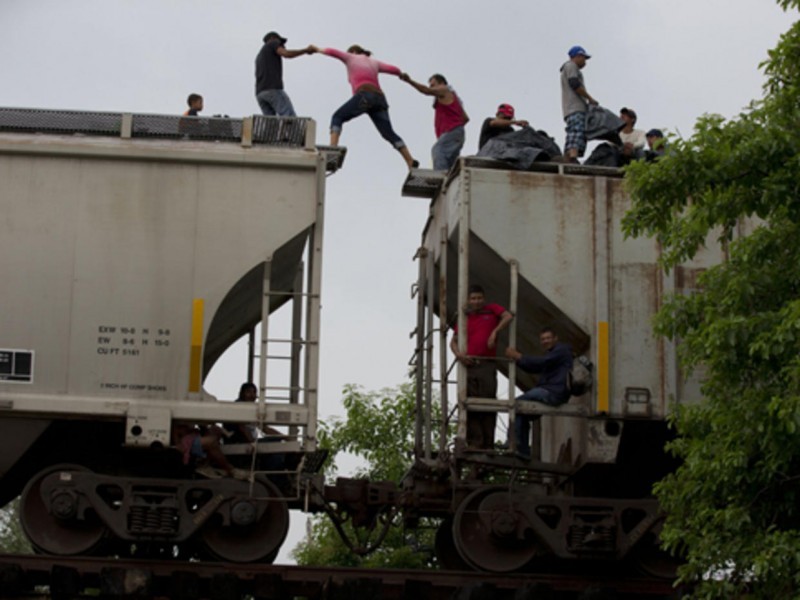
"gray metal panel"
421,164,727,426
0,122,321,412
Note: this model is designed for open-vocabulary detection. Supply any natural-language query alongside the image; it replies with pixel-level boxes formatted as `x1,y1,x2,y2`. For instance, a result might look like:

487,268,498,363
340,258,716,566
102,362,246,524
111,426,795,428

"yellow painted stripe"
597,321,609,413
188,299,204,393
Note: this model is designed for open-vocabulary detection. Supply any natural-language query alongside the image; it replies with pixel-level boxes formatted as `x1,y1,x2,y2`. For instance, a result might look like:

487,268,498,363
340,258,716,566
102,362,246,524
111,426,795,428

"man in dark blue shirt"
255,31,314,116
505,327,572,457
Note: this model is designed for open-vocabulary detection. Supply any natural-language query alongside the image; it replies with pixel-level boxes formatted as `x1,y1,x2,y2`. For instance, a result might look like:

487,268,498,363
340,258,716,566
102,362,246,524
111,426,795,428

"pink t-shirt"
454,303,507,357
323,48,401,94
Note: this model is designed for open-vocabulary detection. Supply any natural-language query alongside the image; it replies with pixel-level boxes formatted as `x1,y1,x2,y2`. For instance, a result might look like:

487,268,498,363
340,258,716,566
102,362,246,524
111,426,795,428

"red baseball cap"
497,103,515,118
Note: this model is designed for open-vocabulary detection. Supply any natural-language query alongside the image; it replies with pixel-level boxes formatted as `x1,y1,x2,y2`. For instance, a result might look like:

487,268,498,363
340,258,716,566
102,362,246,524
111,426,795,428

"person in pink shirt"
310,44,418,169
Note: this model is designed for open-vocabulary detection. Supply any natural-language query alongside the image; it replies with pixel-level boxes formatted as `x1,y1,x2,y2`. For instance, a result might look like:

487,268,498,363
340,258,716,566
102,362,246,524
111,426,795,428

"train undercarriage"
4,416,677,577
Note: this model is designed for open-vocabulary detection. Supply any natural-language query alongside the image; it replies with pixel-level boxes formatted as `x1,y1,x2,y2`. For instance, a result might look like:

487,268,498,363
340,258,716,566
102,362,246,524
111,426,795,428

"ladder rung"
263,291,321,298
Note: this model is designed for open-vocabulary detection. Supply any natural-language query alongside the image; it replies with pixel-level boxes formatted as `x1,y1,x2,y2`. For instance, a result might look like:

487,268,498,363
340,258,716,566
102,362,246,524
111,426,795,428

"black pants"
466,361,497,449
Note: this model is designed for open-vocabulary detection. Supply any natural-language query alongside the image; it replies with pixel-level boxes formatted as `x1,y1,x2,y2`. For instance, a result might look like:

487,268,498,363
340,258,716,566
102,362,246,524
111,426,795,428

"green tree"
623,2,800,596
291,382,439,568
0,498,33,554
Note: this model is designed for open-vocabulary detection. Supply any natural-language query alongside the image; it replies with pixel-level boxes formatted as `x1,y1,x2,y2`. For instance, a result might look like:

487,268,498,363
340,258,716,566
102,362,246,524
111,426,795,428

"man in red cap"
478,103,529,150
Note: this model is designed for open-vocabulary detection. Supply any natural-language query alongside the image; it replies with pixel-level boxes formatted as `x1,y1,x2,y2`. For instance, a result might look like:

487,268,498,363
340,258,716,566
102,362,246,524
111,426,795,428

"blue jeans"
256,89,296,117
330,91,405,149
432,125,465,171
514,387,564,457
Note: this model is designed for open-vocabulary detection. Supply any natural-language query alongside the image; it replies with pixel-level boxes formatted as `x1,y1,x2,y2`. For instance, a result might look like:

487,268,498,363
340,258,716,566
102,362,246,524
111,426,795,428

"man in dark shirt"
505,327,573,457
255,31,314,116
478,103,529,150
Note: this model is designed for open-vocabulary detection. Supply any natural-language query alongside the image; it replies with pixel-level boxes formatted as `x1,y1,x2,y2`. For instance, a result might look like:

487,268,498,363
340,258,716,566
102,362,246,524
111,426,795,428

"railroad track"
0,554,683,599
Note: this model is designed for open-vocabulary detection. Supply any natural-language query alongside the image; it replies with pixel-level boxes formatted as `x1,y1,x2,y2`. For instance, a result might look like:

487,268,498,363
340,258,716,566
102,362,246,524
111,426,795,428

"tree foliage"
291,383,438,569
622,2,800,596
0,498,33,554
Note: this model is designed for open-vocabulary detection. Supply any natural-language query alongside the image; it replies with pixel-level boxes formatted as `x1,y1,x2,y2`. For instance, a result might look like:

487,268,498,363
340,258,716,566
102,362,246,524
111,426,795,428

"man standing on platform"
255,31,314,117
560,45,598,162
450,285,513,450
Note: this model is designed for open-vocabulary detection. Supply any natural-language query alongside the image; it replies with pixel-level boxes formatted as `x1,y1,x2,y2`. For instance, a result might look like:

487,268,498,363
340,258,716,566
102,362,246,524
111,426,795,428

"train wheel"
200,477,289,563
19,464,108,556
434,517,471,571
453,487,545,572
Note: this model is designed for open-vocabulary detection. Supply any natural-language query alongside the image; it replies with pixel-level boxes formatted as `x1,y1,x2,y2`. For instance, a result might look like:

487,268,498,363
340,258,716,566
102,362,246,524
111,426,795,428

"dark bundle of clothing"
476,126,562,170
585,105,625,146
585,142,623,167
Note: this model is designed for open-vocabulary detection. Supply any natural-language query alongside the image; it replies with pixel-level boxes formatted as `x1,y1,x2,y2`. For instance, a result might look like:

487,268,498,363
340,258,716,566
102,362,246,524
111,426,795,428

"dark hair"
187,93,202,107
347,44,372,56
238,382,257,400
620,107,637,125
429,73,448,85
540,326,556,336
468,284,485,295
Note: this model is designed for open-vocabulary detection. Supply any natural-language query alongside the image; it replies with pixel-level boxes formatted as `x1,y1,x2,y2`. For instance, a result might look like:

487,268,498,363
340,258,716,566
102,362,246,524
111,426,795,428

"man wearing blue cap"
560,45,598,162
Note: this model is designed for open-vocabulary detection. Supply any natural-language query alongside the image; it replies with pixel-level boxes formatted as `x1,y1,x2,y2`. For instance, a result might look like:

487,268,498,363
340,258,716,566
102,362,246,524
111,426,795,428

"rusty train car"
398,161,724,576
0,108,721,573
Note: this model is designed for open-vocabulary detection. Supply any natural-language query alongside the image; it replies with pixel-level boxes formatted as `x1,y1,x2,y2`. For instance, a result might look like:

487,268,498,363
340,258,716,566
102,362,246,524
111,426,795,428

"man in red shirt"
400,72,469,171
450,284,513,449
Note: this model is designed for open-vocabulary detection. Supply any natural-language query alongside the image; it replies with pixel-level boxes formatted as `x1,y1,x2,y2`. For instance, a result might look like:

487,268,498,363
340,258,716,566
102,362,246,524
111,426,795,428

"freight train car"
0,107,733,574
398,159,733,576
0,108,343,562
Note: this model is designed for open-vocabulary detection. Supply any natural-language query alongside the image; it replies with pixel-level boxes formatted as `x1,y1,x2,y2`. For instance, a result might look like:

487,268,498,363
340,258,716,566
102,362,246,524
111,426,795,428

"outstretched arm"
277,45,315,59
488,117,529,128
400,73,445,98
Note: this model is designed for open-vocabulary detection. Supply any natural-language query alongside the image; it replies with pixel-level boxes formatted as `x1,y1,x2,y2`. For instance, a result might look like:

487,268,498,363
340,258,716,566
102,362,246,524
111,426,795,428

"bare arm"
277,45,315,59
505,346,522,361
487,310,513,349
450,333,473,366
488,117,529,128
575,85,598,106
568,77,598,106
400,73,446,98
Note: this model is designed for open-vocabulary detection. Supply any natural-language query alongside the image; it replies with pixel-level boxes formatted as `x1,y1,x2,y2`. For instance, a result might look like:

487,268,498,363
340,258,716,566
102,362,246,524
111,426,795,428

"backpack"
568,355,593,396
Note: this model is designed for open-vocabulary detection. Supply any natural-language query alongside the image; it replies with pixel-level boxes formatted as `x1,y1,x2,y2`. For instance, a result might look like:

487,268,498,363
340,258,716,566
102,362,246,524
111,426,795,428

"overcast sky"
1,0,795,563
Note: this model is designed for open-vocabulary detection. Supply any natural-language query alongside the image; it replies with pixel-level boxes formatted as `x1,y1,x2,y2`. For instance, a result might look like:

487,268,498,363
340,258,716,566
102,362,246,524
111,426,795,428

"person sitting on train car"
450,284,514,450
505,327,573,458
478,103,529,150
645,128,668,162
173,422,249,480
223,381,286,445
222,381,288,472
